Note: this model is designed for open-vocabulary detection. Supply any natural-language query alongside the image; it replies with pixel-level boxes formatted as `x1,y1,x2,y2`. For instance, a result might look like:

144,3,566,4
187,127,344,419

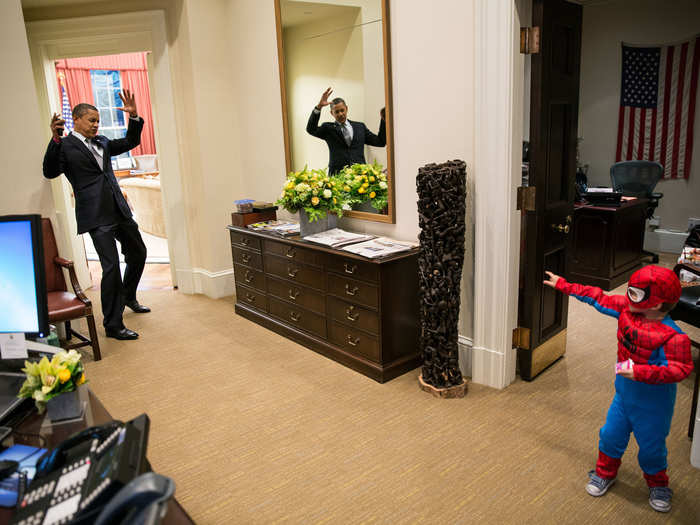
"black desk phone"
10,413,174,525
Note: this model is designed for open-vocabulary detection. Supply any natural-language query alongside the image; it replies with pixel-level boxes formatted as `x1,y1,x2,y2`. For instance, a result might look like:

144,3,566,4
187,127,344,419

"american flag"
60,84,74,132
616,36,700,179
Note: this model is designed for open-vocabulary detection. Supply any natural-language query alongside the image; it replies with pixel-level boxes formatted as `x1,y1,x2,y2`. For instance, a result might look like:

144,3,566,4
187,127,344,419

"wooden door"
517,0,582,380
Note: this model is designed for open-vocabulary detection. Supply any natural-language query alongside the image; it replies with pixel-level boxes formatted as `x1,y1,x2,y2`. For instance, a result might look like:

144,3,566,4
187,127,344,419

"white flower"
323,189,332,198
295,182,311,193
379,181,387,189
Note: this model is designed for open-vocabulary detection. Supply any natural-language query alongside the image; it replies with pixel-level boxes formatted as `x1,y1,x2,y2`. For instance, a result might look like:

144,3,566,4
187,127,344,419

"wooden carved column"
417,160,468,397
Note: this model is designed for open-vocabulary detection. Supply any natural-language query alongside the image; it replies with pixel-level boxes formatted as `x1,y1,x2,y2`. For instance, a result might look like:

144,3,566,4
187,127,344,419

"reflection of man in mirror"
306,87,385,174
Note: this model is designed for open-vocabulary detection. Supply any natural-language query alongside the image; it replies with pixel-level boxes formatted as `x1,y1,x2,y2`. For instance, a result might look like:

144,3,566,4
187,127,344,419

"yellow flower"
311,196,320,206
358,188,366,194
362,182,369,188
58,368,71,383
285,181,295,189
333,197,337,203
370,191,376,198
77,373,86,386
344,185,351,192
369,176,375,182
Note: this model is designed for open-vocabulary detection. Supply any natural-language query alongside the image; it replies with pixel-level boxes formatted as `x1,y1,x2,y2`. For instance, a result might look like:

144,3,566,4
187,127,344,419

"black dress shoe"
105,327,139,340
125,300,151,313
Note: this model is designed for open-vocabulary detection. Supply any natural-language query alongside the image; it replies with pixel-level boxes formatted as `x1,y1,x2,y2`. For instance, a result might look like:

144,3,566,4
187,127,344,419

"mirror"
275,0,395,223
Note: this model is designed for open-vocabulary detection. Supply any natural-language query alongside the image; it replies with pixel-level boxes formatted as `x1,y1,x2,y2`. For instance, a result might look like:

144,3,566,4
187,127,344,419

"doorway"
25,10,192,294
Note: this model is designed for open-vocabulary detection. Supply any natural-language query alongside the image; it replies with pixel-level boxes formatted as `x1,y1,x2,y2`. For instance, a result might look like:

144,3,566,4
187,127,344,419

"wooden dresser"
227,225,421,382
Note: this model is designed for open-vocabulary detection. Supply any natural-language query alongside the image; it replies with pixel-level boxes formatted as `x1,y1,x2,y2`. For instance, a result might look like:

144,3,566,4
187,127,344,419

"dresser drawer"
264,240,324,268
230,230,261,252
328,275,378,309
267,276,326,315
265,256,325,291
328,321,380,362
236,284,267,312
233,264,265,293
327,296,379,335
327,255,379,283
232,246,263,270
268,297,326,338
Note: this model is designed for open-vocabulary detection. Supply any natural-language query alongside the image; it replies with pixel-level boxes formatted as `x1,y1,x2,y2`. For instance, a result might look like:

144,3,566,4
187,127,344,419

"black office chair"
610,160,664,263
670,263,700,439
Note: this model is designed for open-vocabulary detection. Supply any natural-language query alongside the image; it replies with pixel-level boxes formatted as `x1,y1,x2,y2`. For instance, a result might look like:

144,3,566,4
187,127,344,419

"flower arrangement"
337,162,389,211
275,166,345,222
18,350,87,412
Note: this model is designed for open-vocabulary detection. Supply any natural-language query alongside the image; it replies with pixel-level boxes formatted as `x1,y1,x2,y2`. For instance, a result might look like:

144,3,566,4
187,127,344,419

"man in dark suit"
306,87,385,174
43,90,150,341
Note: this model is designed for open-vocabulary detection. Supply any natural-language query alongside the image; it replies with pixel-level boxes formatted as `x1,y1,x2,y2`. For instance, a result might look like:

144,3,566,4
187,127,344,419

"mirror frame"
274,0,396,223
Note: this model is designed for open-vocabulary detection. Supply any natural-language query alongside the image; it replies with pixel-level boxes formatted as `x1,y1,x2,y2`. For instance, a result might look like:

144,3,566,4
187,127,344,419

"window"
90,69,131,164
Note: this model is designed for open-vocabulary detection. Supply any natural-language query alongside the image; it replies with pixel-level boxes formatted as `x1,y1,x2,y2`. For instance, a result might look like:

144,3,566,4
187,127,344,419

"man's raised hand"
50,113,65,139
317,87,333,110
117,89,138,118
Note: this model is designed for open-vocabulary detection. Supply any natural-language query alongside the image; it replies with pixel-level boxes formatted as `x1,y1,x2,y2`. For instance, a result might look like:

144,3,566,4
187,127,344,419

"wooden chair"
670,263,700,438
41,218,101,361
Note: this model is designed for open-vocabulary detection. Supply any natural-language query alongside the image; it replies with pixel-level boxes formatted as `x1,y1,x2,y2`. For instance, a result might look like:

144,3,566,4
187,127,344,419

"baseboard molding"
176,268,234,298
644,228,687,254
458,335,473,378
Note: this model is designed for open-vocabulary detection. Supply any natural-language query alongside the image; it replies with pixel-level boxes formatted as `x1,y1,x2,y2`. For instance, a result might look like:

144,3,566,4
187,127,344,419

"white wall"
0,0,56,220
579,0,700,231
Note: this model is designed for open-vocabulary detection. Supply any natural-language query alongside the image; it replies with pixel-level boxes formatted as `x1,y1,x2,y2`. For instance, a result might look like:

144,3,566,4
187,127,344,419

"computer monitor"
0,214,49,338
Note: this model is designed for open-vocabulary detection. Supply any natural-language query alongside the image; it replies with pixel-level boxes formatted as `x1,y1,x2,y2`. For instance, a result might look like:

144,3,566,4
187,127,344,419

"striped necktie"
87,139,103,169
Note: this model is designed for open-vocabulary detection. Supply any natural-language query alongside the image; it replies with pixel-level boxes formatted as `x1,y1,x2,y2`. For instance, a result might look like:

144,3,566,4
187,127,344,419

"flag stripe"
616,105,625,162
660,45,674,177
649,108,657,161
637,108,647,159
671,42,688,178
685,37,700,178
626,106,636,159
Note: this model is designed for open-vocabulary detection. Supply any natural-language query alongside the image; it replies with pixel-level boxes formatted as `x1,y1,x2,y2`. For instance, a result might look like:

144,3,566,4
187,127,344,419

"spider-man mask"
627,265,681,310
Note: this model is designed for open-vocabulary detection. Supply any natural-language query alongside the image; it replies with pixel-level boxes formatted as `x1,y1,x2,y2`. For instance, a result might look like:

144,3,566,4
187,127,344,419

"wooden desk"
568,198,648,290
0,389,194,524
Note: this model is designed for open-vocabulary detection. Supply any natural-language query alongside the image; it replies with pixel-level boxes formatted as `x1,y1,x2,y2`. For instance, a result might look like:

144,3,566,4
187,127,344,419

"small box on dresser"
228,225,421,382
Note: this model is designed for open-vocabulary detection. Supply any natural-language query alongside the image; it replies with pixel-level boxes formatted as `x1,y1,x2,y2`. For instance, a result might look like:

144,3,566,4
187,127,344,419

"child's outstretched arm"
544,271,627,319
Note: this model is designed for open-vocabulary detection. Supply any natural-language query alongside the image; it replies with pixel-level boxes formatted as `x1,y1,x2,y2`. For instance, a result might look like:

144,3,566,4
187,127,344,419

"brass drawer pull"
241,253,251,264
286,247,296,258
346,335,360,347
244,270,253,283
345,284,359,296
345,306,359,321
290,311,301,322
344,263,357,274
244,292,255,303
288,289,299,301
240,237,249,246
287,266,299,278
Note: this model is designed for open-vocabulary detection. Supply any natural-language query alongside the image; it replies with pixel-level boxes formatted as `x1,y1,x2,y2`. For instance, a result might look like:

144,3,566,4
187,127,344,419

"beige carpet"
74,262,700,524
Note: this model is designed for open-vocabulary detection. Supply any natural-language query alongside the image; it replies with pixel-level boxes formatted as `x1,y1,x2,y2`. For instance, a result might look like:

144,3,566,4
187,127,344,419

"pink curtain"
54,52,156,155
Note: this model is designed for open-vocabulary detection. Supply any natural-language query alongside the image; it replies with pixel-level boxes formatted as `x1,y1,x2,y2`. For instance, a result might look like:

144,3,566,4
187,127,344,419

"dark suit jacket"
43,117,144,234
306,110,385,174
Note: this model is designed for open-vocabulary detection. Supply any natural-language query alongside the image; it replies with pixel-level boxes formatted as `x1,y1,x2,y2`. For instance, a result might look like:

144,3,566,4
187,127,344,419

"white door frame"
470,0,524,388
25,10,193,293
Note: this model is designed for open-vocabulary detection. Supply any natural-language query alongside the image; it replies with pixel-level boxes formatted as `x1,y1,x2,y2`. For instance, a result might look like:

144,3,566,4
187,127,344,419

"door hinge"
516,186,536,211
520,27,540,54
513,327,531,349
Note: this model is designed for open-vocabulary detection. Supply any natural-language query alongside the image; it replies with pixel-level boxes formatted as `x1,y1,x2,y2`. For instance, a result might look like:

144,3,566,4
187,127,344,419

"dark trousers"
89,218,147,330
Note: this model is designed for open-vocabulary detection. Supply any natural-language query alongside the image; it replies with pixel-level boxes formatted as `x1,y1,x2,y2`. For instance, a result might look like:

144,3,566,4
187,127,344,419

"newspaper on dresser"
340,237,418,258
301,228,375,247
247,220,300,236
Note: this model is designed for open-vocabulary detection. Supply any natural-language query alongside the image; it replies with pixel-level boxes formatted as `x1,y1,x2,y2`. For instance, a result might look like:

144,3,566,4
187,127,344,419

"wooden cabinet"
568,198,648,290
228,226,421,382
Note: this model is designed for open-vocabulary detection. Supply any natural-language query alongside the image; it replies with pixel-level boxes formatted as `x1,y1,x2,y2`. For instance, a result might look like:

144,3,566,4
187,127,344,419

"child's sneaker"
648,486,673,512
585,470,616,496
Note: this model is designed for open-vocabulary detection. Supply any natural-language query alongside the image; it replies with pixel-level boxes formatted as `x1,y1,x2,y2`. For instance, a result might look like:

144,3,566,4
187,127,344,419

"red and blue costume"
555,266,693,487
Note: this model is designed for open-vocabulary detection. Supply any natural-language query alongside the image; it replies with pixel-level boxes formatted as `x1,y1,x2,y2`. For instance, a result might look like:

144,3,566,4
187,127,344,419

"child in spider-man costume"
544,266,693,513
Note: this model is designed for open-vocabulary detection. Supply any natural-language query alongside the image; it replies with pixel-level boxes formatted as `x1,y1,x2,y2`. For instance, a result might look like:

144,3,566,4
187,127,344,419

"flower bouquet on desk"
337,162,389,212
275,166,345,236
18,350,87,420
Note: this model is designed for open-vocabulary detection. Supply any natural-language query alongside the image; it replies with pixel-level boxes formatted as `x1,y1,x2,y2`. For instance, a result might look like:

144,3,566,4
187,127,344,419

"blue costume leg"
598,392,633,462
